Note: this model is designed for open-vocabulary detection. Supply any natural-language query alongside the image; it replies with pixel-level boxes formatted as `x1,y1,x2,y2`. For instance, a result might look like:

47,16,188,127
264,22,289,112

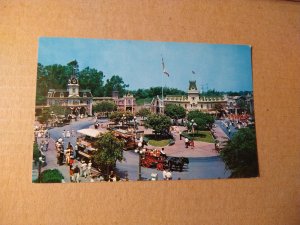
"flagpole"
161,56,164,113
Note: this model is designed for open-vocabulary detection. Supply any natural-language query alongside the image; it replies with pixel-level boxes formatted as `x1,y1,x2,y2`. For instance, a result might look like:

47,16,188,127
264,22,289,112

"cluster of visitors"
34,125,50,139
55,140,76,166
62,129,75,138
39,140,49,152
69,160,93,182
184,137,195,149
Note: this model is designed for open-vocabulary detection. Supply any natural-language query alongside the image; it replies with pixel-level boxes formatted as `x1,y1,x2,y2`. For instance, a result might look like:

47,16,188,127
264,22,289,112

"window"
72,88,75,93
201,104,203,108
192,97,195,100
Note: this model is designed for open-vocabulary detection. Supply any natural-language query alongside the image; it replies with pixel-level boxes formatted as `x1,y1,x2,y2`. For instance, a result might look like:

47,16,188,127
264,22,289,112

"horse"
168,157,189,172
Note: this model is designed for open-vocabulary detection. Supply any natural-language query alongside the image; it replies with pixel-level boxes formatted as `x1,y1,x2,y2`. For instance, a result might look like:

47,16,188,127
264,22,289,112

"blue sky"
38,37,253,92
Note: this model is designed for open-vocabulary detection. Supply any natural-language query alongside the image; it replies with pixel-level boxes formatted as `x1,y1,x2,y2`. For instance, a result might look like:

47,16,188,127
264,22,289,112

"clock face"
71,78,77,84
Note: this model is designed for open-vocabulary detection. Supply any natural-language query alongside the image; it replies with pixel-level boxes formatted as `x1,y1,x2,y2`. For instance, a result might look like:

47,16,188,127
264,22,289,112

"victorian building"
46,75,93,115
151,81,227,114
93,90,137,114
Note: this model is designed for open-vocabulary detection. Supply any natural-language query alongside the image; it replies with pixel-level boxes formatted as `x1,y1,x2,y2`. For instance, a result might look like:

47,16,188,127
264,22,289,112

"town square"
33,38,258,183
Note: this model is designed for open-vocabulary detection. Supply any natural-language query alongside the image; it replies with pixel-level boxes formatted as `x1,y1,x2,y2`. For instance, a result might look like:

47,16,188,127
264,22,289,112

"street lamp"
134,142,144,180
133,116,137,138
189,119,197,139
121,114,126,127
38,156,45,183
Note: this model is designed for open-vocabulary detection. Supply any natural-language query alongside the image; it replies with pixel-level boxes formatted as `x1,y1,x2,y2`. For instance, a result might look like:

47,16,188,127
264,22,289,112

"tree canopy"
131,87,185,99
109,111,133,124
136,108,151,119
187,110,214,130
94,132,125,173
220,128,258,178
164,104,186,123
144,114,172,137
104,75,129,97
93,101,117,115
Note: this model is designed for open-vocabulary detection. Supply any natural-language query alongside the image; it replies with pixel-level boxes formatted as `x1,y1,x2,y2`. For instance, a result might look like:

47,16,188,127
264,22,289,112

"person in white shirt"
185,138,189,148
162,169,168,180
87,160,92,177
165,170,172,180
66,130,71,138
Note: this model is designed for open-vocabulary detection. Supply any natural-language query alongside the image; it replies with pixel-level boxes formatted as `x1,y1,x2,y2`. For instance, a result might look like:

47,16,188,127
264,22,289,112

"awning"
77,129,104,138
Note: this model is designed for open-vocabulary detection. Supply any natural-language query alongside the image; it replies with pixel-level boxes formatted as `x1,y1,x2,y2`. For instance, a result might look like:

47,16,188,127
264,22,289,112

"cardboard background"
0,1,299,224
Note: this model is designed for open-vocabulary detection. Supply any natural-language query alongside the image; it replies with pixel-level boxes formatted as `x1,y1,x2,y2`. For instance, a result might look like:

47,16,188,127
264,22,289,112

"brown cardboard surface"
0,1,299,224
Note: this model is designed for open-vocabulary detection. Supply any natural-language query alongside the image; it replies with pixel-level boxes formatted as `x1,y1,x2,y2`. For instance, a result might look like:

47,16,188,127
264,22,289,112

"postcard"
33,38,258,183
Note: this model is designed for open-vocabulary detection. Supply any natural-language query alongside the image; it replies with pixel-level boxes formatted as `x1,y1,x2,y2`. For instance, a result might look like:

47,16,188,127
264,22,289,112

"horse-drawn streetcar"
140,149,189,172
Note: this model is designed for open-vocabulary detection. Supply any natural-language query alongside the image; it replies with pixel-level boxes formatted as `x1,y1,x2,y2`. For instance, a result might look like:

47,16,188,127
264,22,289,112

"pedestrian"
69,155,74,166
98,169,105,182
87,160,92,177
165,169,172,180
162,168,168,180
74,144,78,159
44,139,49,151
66,130,71,138
81,161,87,178
40,141,44,152
73,165,80,183
190,139,195,149
62,130,66,138
184,138,189,148
58,137,63,143
69,165,74,182
71,130,75,137
160,148,167,159
59,149,64,165
109,171,116,182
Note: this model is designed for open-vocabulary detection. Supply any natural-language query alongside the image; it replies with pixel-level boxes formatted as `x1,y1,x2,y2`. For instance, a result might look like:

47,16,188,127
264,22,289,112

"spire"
189,81,198,90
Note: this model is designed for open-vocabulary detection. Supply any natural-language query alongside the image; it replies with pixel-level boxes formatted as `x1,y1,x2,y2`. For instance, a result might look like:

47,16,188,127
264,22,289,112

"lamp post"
121,114,126,127
38,156,44,183
190,119,197,139
135,142,144,181
133,116,137,139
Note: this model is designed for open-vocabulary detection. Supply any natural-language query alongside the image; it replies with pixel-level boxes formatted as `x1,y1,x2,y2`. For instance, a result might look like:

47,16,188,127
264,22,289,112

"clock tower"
67,75,79,97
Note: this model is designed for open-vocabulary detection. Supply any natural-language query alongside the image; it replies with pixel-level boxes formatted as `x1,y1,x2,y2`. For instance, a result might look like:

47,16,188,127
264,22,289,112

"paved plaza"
33,117,231,182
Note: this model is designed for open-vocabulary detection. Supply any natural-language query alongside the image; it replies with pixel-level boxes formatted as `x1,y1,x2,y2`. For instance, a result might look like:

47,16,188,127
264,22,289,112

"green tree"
104,75,129,97
37,108,51,124
136,108,151,120
36,63,49,105
109,111,133,124
94,132,125,174
220,128,258,178
93,101,117,116
202,89,223,97
144,114,172,138
33,142,41,164
187,110,214,130
165,104,186,124
79,67,105,97
35,169,64,183
49,105,66,116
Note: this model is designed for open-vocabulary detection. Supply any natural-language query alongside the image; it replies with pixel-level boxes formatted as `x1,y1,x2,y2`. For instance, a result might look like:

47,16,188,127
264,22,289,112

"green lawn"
182,131,215,143
145,134,170,147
